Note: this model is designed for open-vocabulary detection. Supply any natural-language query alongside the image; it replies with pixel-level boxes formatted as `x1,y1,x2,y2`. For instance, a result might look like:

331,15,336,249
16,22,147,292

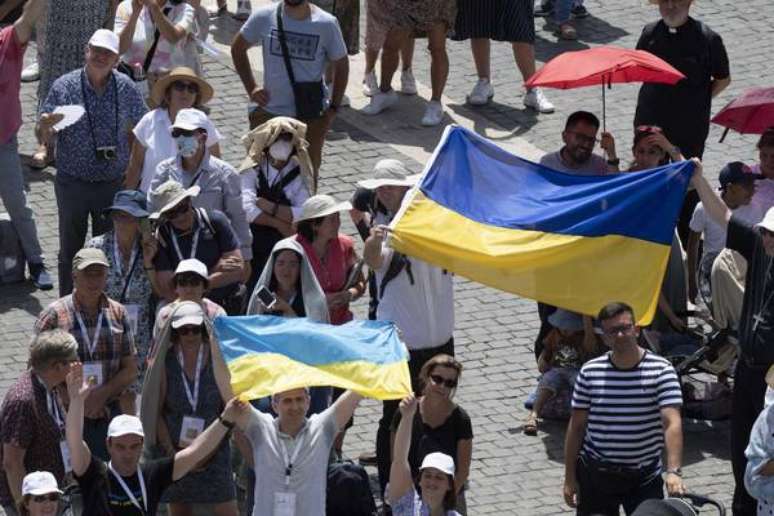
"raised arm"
388,396,418,505
364,226,388,270
65,363,94,477
12,0,45,44
172,397,248,481
690,158,732,229
332,390,363,431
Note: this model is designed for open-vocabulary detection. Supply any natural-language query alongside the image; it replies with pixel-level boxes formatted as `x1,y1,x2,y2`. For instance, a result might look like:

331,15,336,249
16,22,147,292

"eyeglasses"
163,200,191,219
176,325,202,336
176,274,205,287
31,493,59,503
171,81,199,95
429,374,458,389
566,130,599,145
602,323,636,336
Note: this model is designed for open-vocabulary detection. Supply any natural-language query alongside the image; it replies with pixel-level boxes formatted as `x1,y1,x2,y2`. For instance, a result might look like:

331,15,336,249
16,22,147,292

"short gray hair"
29,330,79,371
271,387,311,404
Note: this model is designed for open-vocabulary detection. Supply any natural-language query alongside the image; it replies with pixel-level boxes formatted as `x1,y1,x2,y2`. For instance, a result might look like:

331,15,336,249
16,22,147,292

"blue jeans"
0,136,44,264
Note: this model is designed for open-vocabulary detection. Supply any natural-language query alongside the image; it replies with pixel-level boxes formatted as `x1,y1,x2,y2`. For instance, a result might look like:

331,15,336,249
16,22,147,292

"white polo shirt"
375,245,454,350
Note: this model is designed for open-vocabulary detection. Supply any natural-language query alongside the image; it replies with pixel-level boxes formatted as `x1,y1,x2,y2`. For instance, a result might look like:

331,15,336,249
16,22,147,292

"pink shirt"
0,26,25,144
297,233,356,325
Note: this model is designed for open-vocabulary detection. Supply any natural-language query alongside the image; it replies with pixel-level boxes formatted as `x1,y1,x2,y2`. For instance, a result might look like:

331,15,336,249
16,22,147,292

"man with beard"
540,111,620,175
230,0,349,188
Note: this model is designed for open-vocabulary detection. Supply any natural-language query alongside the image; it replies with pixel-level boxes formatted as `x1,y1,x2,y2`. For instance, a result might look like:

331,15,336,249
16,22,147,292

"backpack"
326,460,377,516
0,214,26,283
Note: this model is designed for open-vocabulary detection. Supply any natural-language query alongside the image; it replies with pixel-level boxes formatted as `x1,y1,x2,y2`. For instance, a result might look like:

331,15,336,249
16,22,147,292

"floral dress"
87,231,154,390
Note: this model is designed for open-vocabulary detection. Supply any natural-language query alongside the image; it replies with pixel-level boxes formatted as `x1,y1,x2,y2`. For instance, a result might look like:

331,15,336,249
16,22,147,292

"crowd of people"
0,0,773,514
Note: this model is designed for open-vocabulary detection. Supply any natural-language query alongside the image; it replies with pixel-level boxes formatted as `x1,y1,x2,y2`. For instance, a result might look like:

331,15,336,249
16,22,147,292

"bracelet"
218,414,235,430
665,468,682,477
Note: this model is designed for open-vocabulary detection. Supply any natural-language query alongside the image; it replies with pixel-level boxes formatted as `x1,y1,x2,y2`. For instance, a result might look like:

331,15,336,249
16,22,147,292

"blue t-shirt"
239,3,347,117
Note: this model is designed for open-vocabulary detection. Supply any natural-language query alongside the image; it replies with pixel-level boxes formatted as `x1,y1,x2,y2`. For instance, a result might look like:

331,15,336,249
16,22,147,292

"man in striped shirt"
563,301,685,515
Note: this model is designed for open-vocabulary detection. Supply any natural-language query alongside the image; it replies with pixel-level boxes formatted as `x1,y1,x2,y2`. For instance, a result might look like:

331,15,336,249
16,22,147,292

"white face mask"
269,140,294,162
176,134,199,158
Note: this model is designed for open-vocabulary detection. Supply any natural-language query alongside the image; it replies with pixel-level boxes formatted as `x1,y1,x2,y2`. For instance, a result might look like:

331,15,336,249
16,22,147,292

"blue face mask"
176,135,199,158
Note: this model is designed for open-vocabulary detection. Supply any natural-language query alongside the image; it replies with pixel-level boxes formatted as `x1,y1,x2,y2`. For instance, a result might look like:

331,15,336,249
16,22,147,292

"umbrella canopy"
525,46,685,90
711,87,774,135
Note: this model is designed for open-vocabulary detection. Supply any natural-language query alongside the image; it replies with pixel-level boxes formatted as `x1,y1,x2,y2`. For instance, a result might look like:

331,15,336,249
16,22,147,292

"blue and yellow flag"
213,315,412,400
389,126,694,324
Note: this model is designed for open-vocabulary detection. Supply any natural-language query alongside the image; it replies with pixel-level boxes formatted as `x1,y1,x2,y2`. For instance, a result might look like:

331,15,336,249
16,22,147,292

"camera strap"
80,69,119,158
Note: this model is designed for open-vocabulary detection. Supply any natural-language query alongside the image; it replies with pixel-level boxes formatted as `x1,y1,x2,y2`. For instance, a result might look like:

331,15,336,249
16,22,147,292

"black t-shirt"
727,216,774,367
391,405,473,478
75,456,174,515
634,18,729,154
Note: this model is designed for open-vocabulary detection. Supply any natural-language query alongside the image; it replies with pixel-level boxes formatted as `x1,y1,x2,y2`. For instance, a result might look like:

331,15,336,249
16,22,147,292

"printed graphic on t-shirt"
108,477,143,515
269,30,320,61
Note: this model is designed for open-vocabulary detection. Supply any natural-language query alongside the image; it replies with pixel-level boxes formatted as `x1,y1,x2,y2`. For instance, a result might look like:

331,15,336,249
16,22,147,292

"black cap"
718,162,761,190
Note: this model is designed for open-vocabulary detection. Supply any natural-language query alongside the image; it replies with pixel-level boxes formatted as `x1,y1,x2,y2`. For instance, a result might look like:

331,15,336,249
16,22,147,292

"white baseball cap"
88,29,119,55
171,301,205,329
171,108,210,133
756,207,774,234
175,259,208,280
107,414,145,438
419,452,455,478
21,471,63,496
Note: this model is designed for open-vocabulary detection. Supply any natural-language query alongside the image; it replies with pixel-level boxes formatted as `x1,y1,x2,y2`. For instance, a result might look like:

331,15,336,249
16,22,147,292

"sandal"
556,23,578,41
523,414,538,436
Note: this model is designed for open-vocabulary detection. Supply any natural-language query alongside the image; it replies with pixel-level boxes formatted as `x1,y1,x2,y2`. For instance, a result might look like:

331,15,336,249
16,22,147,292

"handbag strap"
275,4,298,87
143,6,173,74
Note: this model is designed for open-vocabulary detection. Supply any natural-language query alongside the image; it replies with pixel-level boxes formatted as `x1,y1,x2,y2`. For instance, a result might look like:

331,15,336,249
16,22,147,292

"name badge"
179,416,205,448
125,304,140,337
273,492,296,516
60,440,72,474
83,362,103,387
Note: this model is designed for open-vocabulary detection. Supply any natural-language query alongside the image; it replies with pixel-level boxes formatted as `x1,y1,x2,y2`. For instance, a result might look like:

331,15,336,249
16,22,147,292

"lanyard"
108,462,147,514
75,309,105,360
114,238,140,302
170,227,201,262
278,430,305,487
46,390,65,432
177,344,204,412
79,70,119,154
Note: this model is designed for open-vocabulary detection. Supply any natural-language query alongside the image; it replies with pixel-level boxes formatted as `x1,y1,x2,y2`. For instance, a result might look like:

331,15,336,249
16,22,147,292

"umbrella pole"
602,81,606,133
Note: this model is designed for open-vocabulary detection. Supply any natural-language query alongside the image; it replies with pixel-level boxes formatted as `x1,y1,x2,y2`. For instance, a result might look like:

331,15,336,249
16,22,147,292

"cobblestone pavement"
2,0,770,513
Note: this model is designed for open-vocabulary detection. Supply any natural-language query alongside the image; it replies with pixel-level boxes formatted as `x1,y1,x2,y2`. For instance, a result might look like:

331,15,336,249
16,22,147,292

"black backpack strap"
196,207,217,237
378,253,414,299
278,165,302,189
143,6,173,74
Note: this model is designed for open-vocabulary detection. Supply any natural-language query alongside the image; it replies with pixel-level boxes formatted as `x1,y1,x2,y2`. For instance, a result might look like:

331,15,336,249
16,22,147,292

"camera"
96,146,117,161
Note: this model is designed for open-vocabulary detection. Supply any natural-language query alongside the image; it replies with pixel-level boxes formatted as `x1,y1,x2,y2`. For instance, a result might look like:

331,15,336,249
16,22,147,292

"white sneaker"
362,71,379,97
400,70,417,95
421,100,444,126
361,90,399,115
21,61,39,82
467,79,494,106
524,87,555,113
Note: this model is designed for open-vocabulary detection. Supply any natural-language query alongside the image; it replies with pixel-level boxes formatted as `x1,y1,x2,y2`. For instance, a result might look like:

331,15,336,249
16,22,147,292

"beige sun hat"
357,159,422,190
150,66,214,107
149,180,200,220
295,194,352,223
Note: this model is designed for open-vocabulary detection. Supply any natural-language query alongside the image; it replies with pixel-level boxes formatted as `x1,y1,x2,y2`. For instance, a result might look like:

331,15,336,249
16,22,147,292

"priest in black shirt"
691,159,774,516
64,362,246,515
634,0,731,246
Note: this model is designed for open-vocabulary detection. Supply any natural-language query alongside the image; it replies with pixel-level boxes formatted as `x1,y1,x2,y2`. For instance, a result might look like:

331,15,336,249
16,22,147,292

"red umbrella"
525,46,685,130
711,87,774,142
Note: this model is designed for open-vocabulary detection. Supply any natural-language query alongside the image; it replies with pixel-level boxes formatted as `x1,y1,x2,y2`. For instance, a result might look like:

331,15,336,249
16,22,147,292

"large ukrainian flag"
213,315,412,400
389,126,694,325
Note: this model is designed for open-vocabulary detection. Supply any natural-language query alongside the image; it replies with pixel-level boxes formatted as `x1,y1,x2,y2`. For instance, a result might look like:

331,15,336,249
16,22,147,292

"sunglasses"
430,374,458,389
176,274,205,287
176,325,202,336
163,200,191,219
171,129,196,138
31,493,59,503
171,81,199,94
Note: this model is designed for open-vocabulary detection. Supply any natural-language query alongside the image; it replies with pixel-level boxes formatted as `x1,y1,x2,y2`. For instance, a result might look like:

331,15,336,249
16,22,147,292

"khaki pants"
248,108,328,192
711,248,747,329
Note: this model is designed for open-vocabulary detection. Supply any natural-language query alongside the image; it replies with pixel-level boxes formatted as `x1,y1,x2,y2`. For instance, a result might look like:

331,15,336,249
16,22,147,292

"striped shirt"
572,351,682,468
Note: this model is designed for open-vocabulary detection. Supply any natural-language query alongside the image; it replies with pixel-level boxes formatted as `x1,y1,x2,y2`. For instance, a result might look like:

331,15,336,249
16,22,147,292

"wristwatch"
666,468,682,477
218,414,235,430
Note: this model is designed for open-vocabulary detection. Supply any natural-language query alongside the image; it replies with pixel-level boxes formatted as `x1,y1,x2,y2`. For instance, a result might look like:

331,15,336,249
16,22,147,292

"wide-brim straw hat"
150,67,214,107
357,159,422,189
149,180,201,220
295,194,352,223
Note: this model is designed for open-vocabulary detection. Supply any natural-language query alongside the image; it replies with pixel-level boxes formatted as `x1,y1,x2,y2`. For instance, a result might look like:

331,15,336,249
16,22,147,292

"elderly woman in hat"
86,190,163,412
142,301,237,516
124,67,220,192
239,117,314,295
17,471,63,516
745,365,774,516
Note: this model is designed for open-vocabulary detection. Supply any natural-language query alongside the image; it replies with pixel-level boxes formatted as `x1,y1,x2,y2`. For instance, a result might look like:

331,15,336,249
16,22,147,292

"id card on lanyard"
45,387,72,473
177,345,205,448
108,462,147,514
75,304,105,386
275,434,303,516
